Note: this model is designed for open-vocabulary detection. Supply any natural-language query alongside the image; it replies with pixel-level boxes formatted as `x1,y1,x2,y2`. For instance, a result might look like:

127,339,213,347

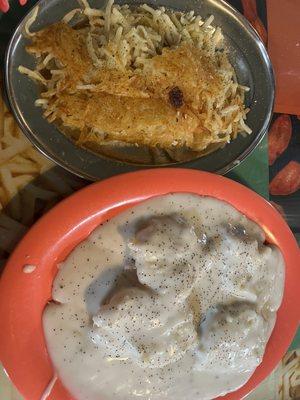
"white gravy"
43,194,284,400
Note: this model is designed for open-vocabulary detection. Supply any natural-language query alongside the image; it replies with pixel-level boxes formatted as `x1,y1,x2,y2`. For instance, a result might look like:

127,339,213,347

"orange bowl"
0,169,299,400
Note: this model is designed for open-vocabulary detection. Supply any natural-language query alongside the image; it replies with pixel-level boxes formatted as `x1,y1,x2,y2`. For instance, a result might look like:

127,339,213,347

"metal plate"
4,0,274,181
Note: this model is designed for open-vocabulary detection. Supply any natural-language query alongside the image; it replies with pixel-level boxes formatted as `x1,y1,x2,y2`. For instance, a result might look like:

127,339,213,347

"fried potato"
0,83,85,260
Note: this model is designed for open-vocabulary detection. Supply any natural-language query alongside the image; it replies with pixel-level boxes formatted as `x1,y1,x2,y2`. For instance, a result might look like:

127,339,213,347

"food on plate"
269,161,300,195
19,0,251,163
0,84,84,267
268,114,292,165
43,193,284,400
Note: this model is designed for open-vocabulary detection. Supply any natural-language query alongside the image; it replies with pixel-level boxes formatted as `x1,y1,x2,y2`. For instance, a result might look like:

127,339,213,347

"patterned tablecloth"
0,1,299,399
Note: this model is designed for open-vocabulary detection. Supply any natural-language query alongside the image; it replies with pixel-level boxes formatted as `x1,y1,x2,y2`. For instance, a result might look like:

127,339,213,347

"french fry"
0,167,21,220
25,147,53,170
14,124,24,139
2,97,9,114
3,113,17,139
1,135,29,147
0,89,83,260
0,93,4,146
13,174,34,189
0,187,6,204
7,162,39,175
11,155,36,166
0,140,32,165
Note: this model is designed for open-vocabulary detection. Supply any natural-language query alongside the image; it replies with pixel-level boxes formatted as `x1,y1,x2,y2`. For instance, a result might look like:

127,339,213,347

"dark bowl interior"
5,0,274,180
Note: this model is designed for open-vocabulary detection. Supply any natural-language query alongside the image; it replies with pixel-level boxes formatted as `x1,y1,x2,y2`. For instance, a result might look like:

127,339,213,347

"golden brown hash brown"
25,10,249,151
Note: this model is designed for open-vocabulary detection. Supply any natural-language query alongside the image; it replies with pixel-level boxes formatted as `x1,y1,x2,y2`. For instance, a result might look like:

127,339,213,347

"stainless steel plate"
5,0,274,181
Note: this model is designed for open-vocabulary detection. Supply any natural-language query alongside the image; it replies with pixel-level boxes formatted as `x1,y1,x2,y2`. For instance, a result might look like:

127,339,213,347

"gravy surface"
43,194,284,400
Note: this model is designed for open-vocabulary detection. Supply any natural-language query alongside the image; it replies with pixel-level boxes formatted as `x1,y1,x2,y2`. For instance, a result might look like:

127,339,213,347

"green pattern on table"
227,136,269,199
228,136,299,354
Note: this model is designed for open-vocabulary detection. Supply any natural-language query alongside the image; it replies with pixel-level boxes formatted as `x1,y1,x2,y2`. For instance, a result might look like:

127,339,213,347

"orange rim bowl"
0,169,299,400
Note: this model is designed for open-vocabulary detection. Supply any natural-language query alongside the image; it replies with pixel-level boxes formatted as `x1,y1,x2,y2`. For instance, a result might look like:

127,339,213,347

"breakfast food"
43,193,284,400
0,84,84,267
19,0,251,163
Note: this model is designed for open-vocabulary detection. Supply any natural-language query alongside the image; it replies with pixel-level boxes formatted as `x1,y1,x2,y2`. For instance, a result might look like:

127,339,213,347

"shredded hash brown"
19,1,251,159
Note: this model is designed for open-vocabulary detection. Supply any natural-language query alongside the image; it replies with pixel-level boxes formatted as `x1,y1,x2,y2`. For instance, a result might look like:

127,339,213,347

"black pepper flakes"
168,87,184,108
